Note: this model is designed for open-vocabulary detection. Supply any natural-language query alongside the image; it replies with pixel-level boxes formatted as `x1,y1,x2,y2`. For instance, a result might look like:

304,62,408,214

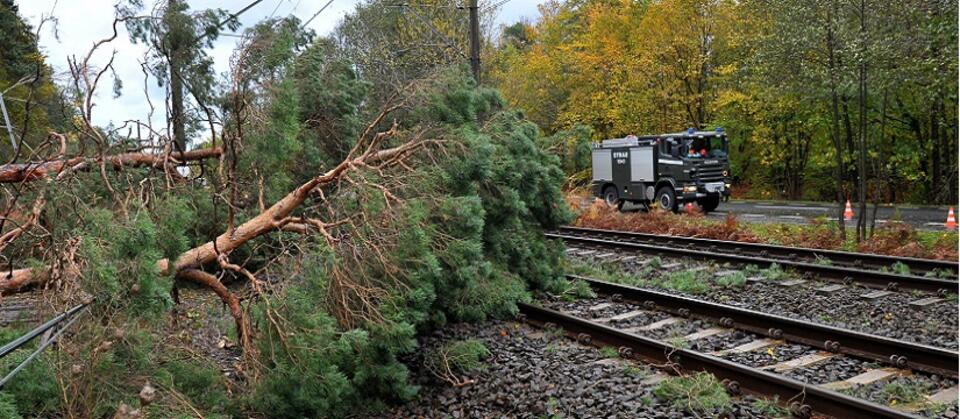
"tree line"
488,0,958,220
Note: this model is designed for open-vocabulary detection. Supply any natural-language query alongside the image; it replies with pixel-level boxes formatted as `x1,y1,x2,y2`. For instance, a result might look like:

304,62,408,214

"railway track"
557,226,958,277
521,292,957,418
549,228,958,294
569,275,958,378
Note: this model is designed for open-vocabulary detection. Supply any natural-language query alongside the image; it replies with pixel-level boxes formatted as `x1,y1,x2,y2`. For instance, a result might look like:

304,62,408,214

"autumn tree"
491,0,958,210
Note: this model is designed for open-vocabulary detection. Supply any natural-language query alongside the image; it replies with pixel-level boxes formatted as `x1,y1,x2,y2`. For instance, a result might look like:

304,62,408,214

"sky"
15,0,545,130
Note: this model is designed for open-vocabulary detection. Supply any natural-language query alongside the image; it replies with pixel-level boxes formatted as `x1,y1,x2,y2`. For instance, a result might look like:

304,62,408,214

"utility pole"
468,0,481,85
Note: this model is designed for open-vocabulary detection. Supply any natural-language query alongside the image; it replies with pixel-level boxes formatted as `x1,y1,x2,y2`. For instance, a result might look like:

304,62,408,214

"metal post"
468,0,481,84
0,94,17,155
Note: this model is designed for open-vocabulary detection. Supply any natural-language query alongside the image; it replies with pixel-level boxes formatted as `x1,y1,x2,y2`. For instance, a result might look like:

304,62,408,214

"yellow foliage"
490,0,739,138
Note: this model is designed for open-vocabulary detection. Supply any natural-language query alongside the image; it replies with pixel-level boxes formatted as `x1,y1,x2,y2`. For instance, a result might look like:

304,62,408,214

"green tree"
0,0,70,160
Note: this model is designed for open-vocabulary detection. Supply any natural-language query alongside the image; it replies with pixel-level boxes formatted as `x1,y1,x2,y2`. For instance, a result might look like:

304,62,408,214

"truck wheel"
602,186,620,207
655,186,678,213
699,196,721,213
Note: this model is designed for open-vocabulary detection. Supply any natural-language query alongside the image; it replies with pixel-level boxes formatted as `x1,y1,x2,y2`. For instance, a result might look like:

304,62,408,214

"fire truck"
591,128,731,212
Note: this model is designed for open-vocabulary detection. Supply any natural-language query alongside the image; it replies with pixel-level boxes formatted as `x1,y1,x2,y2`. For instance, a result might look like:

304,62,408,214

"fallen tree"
0,113,431,352
0,147,222,183
0,6,574,416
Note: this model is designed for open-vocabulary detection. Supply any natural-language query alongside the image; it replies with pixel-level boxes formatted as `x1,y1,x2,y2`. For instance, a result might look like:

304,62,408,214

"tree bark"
0,148,221,183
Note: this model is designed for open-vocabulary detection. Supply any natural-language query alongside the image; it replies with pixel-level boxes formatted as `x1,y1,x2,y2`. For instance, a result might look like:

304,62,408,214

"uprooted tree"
0,3,576,418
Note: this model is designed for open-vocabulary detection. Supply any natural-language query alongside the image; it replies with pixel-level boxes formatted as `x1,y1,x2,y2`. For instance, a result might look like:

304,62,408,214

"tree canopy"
489,0,958,205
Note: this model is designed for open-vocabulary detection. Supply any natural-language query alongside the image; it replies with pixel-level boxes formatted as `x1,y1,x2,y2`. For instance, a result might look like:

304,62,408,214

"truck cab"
591,128,731,212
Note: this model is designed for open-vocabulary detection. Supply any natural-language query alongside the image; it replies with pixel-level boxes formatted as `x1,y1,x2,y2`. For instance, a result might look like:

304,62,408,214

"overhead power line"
485,0,513,10
301,0,336,29
195,0,268,43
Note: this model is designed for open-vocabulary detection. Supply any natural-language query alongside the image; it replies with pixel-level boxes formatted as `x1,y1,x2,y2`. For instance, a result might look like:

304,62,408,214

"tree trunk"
855,0,868,243
0,148,221,183
825,4,846,240
931,106,941,202
168,0,187,152
870,89,888,237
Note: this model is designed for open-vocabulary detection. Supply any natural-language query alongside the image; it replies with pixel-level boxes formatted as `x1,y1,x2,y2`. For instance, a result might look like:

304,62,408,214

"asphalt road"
706,200,956,231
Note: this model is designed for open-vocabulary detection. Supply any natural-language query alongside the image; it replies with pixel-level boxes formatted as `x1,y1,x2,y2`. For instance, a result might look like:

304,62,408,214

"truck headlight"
725,183,731,189
683,185,698,193
722,170,729,177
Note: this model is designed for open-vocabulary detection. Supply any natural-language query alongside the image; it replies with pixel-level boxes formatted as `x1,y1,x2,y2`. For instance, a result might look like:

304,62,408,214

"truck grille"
696,165,726,181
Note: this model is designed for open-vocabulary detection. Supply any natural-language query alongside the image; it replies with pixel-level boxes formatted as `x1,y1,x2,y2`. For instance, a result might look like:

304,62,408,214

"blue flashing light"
716,127,724,133
687,127,695,135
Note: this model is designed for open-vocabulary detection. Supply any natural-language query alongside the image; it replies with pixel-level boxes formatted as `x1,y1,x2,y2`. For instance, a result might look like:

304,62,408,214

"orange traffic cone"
946,207,956,230
844,200,854,221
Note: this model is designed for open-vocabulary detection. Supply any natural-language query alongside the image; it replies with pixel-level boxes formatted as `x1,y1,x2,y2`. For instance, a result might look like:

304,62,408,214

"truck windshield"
686,137,728,158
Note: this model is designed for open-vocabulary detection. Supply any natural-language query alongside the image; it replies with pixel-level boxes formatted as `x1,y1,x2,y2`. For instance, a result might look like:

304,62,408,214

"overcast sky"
16,0,544,130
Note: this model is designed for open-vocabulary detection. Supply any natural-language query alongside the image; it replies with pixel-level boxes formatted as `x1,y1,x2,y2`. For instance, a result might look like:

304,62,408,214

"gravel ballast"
374,321,779,418
543,295,959,418
567,250,959,349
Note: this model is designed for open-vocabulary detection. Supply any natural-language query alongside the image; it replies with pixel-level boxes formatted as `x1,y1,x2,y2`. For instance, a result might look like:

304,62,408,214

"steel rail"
558,226,958,276
0,303,87,359
571,274,958,379
549,233,958,294
518,303,920,419
0,305,87,388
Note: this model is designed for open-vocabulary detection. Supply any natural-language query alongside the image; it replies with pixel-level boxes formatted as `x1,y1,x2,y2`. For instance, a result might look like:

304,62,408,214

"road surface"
704,200,956,231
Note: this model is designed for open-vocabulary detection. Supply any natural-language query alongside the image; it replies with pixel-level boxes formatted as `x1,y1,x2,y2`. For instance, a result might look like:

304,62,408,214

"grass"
563,259,644,287
565,258,714,295
653,372,731,413
751,396,790,418
924,269,956,279
842,379,941,410
599,346,620,358
880,381,934,406
760,263,791,281
544,342,560,355
714,271,746,288
665,336,689,349
890,261,911,275
540,397,562,419
742,264,762,277
658,270,709,295
548,276,597,301
623,364,646,378
645,256,663,270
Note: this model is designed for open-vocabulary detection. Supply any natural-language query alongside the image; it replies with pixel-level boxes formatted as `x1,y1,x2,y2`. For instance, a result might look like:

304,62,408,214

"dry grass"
575,200,760,242
572,200,958,261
